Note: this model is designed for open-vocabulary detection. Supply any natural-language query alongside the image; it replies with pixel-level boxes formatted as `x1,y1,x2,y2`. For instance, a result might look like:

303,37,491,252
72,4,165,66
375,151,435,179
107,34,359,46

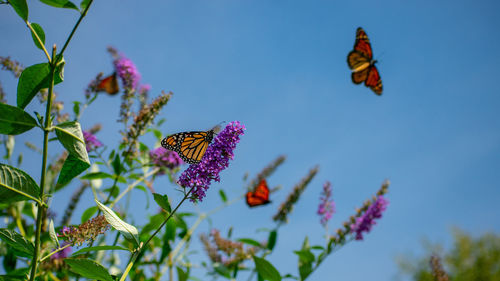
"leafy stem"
29,45,57,281
119,187,194,281
59,0,93,58
39,243,71,263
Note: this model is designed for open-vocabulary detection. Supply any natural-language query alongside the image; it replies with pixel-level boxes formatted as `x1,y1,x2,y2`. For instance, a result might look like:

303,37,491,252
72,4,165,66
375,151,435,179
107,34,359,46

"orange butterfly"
96,72,119,95
347,27,383,95
161,125,221,164
246,179,271,207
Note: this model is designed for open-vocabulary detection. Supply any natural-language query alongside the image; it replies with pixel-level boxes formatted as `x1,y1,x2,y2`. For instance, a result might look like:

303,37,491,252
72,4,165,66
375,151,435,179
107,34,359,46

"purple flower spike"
178,121,245,202
114,55,140,90
82,131,102,152
317,181,335,226
350,195,388,240
149,147,183,173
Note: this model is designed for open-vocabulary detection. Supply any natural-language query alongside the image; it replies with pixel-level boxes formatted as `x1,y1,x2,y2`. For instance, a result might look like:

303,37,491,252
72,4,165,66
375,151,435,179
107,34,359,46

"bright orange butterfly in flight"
347,27,383,95
96,72,119,95
161,125,221,164
246,179,271,207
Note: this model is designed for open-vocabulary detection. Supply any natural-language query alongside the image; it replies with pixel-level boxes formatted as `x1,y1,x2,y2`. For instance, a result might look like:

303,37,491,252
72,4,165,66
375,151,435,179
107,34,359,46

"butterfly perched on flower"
96,72,119,95
347,27,383,95
161,125,221,164
246,179,271,207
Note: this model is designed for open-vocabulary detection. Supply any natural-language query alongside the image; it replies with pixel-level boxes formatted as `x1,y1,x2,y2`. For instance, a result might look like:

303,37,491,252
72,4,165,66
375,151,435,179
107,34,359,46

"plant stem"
29,45,57,281
59,0,93,57
119,187,193,281
39,243,71,263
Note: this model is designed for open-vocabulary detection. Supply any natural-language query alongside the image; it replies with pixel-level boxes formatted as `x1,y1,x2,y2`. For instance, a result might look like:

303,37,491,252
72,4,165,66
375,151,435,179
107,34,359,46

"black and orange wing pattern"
96,72,119,95
347,27,383,95
246,179,271,207
161,126,219,164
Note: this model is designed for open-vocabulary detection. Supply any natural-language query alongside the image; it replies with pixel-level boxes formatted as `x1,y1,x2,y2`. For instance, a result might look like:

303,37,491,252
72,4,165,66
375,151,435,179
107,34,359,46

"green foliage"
398,228,500,281
0,229,34,258
253,256,282,281
65,258,113,281
0,103,38,135
95,199,140,247
7,0,28,21
39,0,79,11
16,62,64,109
153,193,171,212
0,164,40,204
29,23,45,50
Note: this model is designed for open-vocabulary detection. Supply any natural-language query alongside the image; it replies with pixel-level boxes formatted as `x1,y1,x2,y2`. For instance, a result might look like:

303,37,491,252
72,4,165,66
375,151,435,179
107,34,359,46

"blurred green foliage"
398,228,500,281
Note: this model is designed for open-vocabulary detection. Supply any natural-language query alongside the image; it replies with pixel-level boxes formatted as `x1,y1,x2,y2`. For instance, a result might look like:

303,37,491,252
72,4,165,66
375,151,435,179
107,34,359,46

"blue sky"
1,0,500,280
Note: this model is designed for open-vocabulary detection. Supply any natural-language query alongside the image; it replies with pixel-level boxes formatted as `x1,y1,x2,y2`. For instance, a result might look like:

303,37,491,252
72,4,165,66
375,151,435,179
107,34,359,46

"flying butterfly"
161,125,221,164
347,27,383,95
96,72,119,95
246,179,271,208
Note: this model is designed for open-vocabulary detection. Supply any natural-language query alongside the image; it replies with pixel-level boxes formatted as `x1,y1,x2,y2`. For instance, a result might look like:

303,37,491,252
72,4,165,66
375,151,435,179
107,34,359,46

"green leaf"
72,101,80,117
153,193,171,212
39,0,79,11
65,258,113,281
29,23,45,50
267,230,277,251
238,238,263,248
57,154,90,187
112,153,121,175
293,250,314,280
95,200,140,247
7,0,28,21
71,245,130,256
17,62,64,109
80,172,113,180
219,189,227,203
176,266,188,281
253,256,281,281
0,164,40,204
0,229,34,258
81,206,98,223
80,0,90,11
54,121,89,162
48,219,59,248
0,103,38,135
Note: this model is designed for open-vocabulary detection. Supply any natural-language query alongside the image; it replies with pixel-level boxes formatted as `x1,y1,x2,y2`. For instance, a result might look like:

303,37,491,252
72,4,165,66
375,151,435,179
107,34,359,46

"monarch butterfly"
96,72,119,95
347,27,383,95
246,179,271,207
161,125,221,164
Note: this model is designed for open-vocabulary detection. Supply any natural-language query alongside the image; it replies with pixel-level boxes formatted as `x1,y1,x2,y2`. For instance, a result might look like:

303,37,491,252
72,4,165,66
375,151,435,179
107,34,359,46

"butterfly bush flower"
83,130,102,152
149,147,183,172
273,166,319,223
350,195,388,240
318,181,335,226
59,215,110,246
114,55,140,90
50,242,71,260
178,121,245,202
200,229,258,267
430,255,450,281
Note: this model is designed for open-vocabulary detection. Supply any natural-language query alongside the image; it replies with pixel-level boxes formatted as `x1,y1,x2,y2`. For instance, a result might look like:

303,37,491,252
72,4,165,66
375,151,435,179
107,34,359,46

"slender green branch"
29,45,57,281
59,0,93,57
39,244,71,263
119,187,194,281
26,21,51,62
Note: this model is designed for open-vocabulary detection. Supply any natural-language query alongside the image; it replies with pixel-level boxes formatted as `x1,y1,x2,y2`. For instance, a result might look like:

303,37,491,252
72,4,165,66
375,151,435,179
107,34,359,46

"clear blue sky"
1,0,500,280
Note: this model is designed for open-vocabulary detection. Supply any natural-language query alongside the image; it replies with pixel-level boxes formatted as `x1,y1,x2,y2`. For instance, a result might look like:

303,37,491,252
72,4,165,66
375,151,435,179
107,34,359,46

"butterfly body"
161,126,220,164
347,27,383,95
246,179,271,208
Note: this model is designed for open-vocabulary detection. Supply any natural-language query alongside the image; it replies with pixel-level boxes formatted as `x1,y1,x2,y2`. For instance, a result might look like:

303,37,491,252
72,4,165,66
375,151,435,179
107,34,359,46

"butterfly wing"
97,73,119,95
353,27,372,60
246,179,270,207
161,129,215,164
365,66,383,95
351,65,370,84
